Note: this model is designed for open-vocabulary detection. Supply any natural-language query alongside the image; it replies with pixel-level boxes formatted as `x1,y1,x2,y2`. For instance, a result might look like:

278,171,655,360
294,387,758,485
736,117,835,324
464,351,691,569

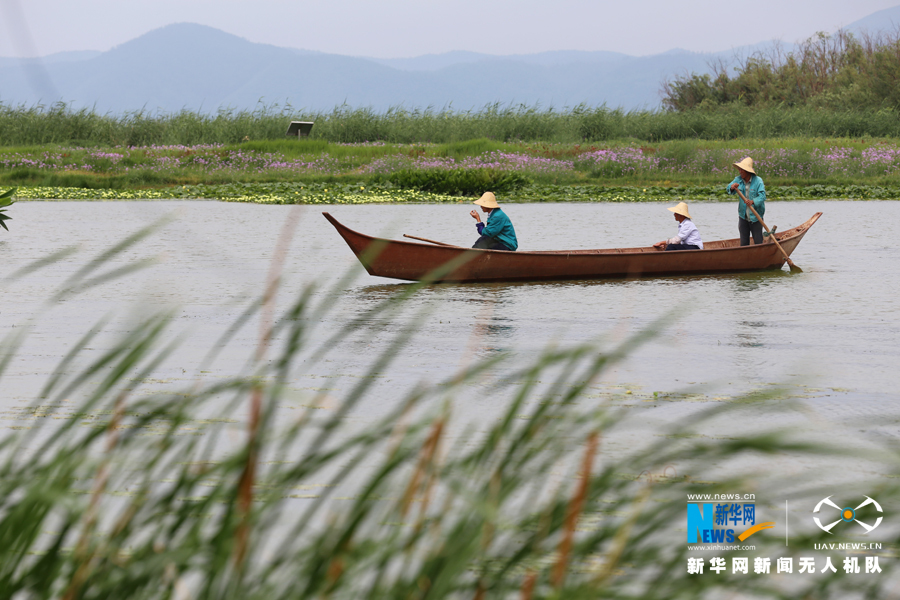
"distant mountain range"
1,6,898,115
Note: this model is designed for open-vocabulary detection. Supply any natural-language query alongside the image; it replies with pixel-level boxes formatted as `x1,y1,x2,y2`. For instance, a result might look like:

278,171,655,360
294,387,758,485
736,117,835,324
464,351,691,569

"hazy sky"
2,0,899,59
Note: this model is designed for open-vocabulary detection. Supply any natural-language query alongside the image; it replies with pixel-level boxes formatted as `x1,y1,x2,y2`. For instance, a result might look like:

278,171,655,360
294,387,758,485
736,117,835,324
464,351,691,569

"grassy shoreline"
11,182,900,204
5,137,900,203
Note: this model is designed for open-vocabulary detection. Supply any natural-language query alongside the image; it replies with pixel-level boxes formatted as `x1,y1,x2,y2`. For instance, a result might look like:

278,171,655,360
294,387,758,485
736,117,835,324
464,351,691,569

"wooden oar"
403,234,461,247
736,189,801,272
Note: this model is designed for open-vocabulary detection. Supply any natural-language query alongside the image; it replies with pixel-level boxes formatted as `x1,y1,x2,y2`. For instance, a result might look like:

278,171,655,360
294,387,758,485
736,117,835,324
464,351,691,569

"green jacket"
477,208,518,250
726,175,766,222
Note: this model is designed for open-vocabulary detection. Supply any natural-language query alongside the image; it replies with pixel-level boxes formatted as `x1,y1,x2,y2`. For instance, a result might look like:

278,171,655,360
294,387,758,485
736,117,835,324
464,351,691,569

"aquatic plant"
11,180,900,204
0,187,15,230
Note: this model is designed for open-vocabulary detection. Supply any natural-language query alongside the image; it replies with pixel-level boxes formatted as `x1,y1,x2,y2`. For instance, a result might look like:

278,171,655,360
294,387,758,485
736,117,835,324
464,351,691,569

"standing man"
727,157,766,246
470,192,518,251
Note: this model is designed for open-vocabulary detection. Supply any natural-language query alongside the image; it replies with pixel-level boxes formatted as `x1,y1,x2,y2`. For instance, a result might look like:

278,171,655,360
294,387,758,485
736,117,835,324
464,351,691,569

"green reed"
0,219,897,599
0,187,14,230
3,101,900,147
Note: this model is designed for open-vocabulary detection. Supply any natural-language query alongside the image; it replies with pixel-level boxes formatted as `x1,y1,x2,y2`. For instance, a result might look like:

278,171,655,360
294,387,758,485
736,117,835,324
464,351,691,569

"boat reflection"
349,281,517,355
355,266,795,295
350,268,797,358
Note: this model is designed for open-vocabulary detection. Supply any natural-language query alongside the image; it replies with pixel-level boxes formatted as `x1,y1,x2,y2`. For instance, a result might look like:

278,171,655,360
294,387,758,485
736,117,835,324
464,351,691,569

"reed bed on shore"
3,102,900,147
0,221,897,598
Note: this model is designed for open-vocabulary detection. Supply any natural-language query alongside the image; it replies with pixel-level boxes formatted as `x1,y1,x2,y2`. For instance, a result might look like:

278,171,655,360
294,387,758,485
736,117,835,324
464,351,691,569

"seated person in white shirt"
653,202,704,251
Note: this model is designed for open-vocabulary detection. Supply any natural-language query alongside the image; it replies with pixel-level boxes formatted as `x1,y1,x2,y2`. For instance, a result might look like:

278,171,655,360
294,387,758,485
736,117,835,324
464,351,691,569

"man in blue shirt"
726,157,766,246
469,192,518,251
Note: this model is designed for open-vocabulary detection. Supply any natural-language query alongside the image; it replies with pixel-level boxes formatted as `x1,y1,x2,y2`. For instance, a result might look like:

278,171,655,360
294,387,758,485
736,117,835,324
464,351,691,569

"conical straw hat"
667,201,692,219
473,191,499,209
733,157,756,174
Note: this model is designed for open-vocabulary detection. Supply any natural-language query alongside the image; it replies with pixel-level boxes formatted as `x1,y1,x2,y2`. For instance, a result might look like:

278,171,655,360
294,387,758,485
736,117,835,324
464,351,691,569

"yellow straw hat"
667,201,692,219
733,157,756,174
473,191,499,209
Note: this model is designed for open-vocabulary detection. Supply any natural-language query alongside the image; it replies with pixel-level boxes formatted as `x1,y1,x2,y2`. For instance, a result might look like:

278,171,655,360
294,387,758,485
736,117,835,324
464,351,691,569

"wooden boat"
324,212,822,283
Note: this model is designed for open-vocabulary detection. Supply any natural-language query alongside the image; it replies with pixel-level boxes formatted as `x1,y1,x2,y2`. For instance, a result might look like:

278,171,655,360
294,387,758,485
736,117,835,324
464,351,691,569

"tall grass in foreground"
3,101,900,146
0,219,896,598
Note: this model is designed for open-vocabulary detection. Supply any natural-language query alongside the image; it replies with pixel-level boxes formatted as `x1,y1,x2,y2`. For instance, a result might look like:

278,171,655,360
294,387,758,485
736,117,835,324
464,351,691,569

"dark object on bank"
323,211,821,283
286,121,314,138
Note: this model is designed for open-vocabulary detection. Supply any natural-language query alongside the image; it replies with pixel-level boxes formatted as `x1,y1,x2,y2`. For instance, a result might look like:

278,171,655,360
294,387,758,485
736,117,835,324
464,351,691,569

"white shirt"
668,218,703,249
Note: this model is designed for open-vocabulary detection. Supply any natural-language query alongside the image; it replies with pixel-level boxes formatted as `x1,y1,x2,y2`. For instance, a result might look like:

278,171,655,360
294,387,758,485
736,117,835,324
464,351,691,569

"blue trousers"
664,243,701,251
473,235,514,251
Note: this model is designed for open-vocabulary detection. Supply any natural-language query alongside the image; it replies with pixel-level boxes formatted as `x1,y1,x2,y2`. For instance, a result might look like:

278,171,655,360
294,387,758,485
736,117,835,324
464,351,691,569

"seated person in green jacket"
470,192,518,251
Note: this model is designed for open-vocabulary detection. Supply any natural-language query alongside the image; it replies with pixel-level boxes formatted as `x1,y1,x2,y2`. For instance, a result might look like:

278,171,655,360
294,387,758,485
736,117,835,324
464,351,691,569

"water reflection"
461,284,516,354
355,280,526,303
645,269,796,289
355,268,794,294
725,269,795,292
735,320,768,348
717,272,792,349
473,316,516,352
352,282,411,303
350,281,518,355
352,268,800,356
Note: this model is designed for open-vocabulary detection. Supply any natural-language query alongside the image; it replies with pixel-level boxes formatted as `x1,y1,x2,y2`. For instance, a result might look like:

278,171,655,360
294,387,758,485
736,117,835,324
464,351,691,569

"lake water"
2,200,899,480
3,198,900,596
